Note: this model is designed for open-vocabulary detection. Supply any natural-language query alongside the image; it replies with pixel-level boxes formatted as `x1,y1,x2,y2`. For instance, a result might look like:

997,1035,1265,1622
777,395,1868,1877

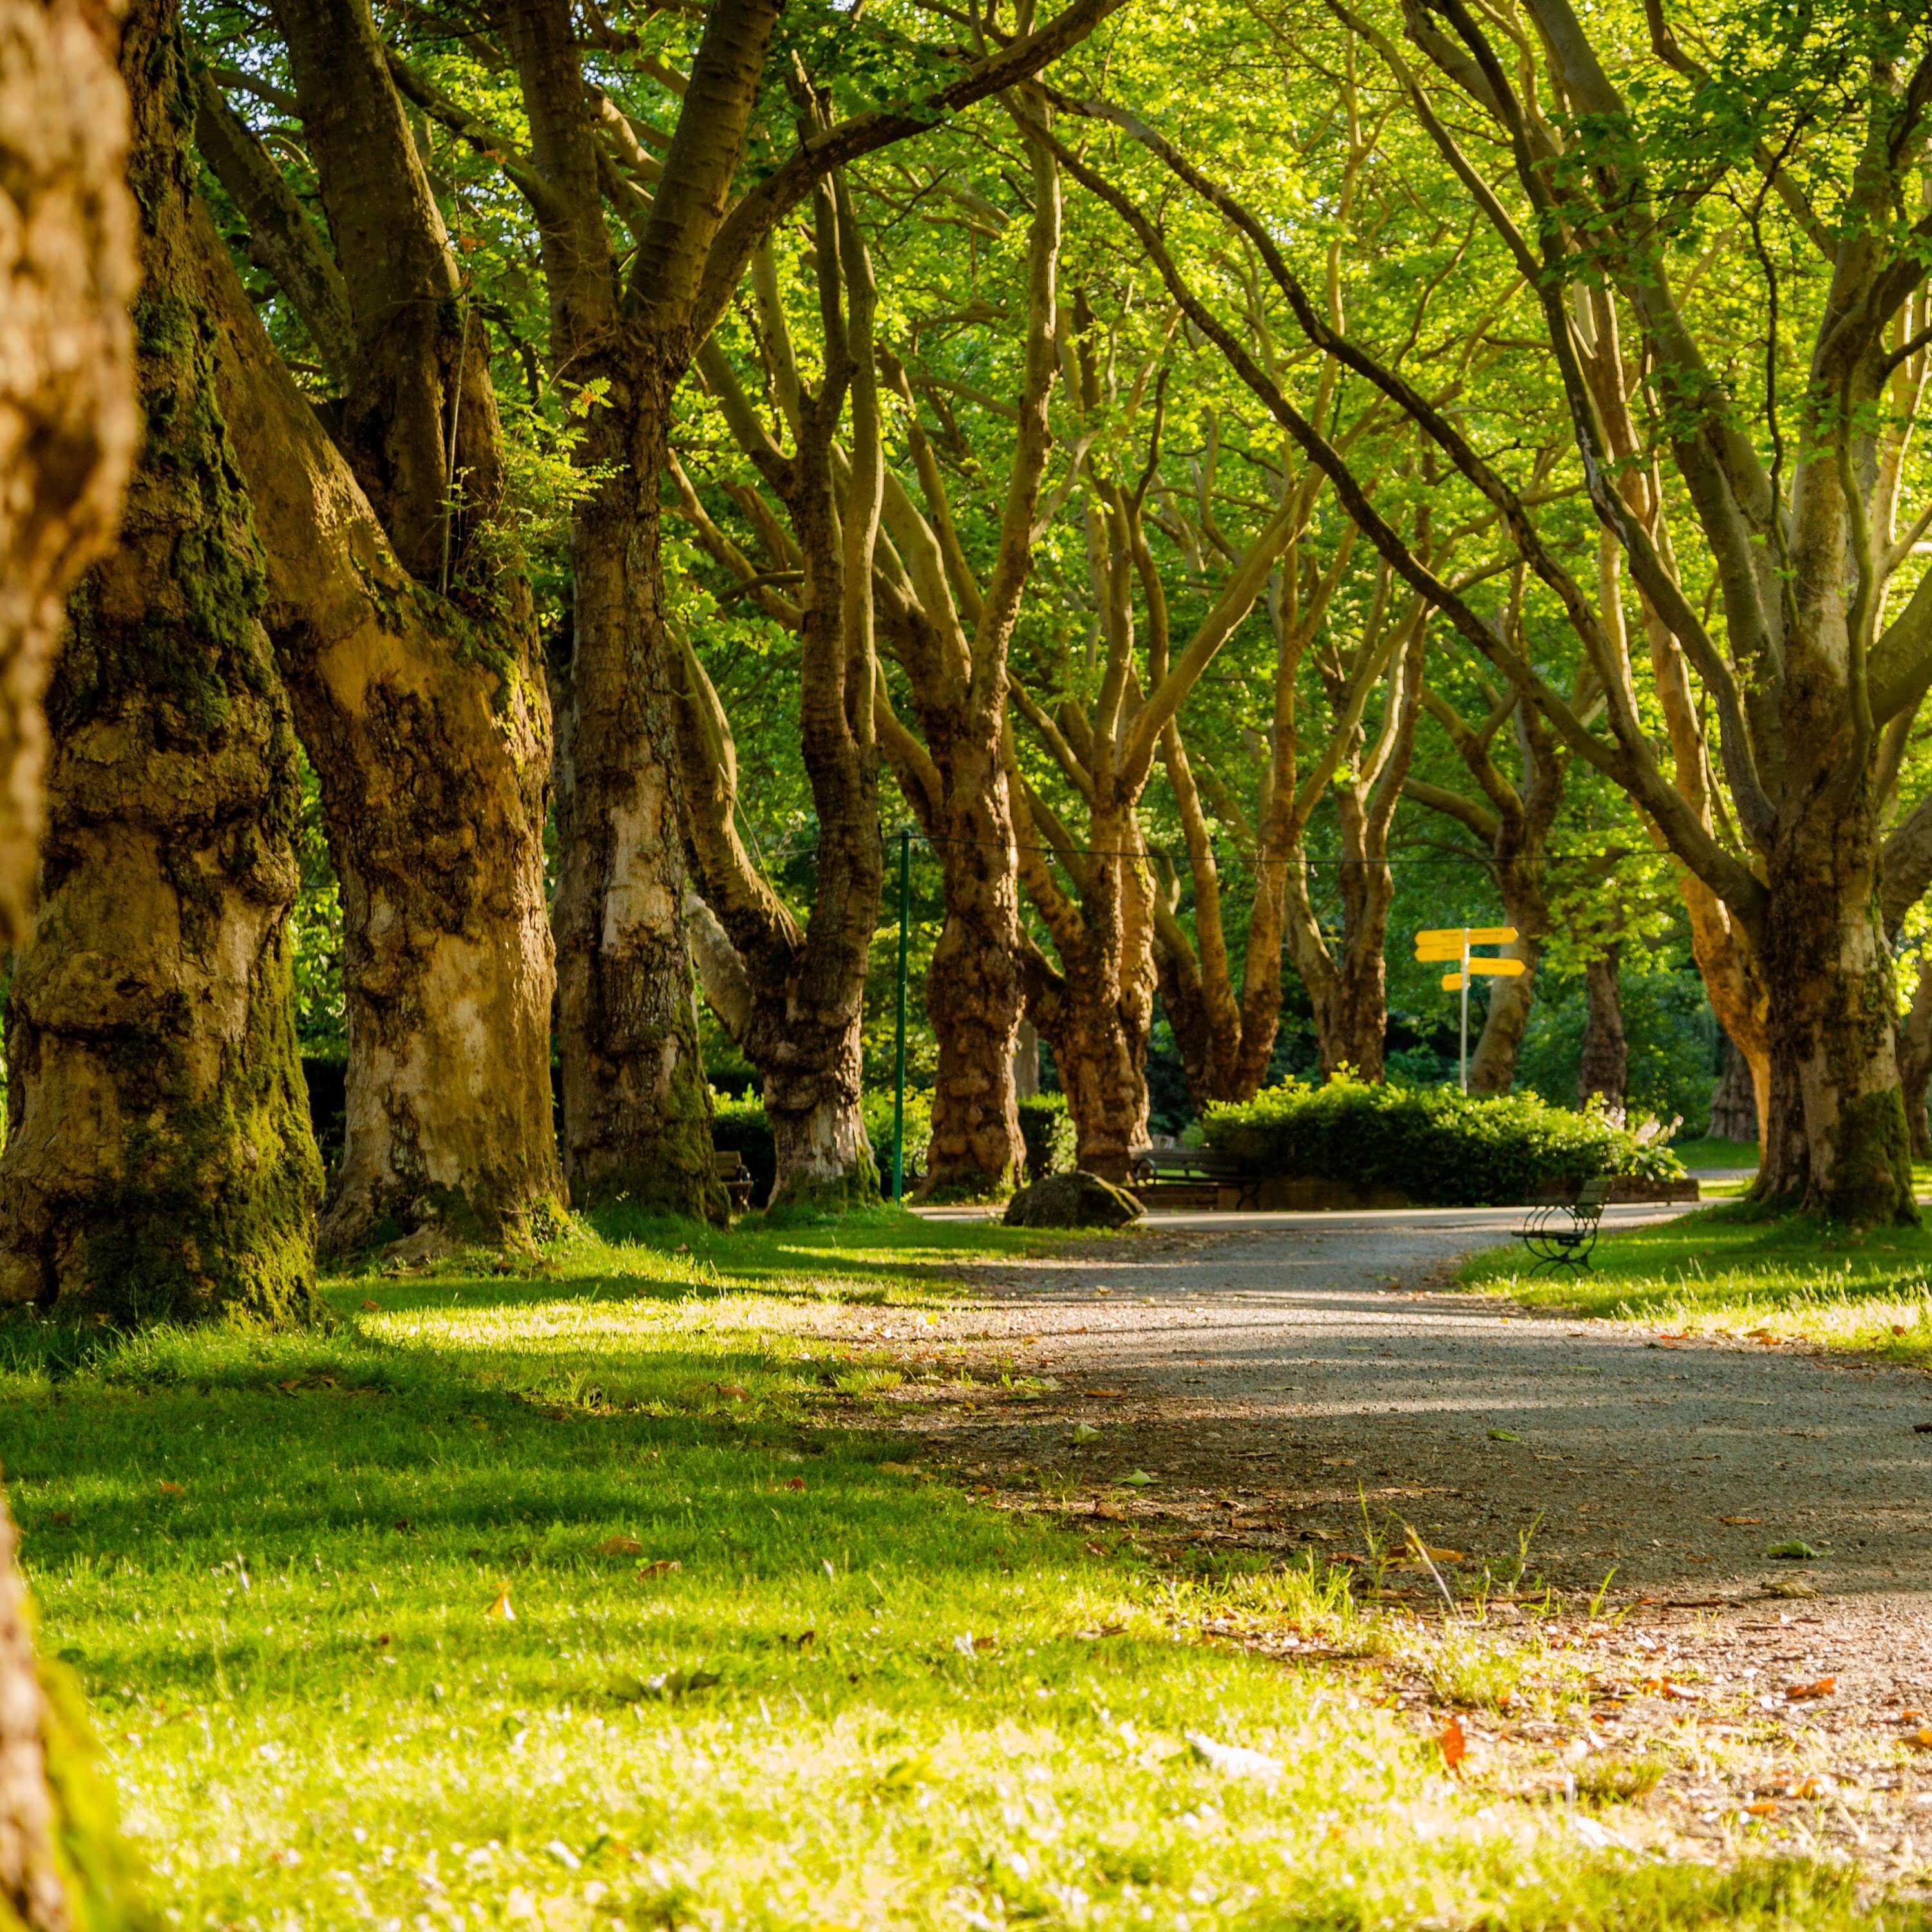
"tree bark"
1754,812,1914,1222
1708,1027,1759,1143
0,0,321,1320
1898,970,1932,1163
0,0,138,1915
191,209,564,1253
554,397,723,1217
920,734,1028,1192
196,3,564,1252
1577,944,1627,1115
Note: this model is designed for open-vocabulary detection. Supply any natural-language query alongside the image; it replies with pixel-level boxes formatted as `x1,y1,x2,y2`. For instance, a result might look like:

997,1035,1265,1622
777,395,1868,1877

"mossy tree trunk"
0,0,321,1321
0,0,140,1917
194,0,564,1253
1753,804,1913,1222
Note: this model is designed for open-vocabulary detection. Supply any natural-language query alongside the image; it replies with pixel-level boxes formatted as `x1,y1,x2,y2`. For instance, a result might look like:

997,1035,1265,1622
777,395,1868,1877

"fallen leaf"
1087,1387,1130,1398
1068,1423,1103,1444
637,1560,683,1579
784,1477,806,1492
1418,1545,1468,1564
1760,1578,1819,1600
1906,1727,1932,1751
1091,1501,1124,1522
1787,1774,1831,1798
157,1482,184,1498
46,1511,72,1527
1718,1515,1761,1526
359,1298,381,1312
1075,1624,1126,1640
788,1629,817,1649
598,1535,643,1556
1120,1470,1155,1487
1893,1325,1909,1336
1487,1428,1522,1442
1438,1716,1468,1772
715,1383,750,1401
878,1462,919,1476
485,1591,515,1622
1743,1800,1780,1817
1765,1540,1819,1560
1785,1677,1836,1700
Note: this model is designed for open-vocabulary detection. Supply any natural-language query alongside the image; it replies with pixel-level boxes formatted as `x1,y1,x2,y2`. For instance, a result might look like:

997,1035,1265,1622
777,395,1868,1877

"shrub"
1200,1074,1685,1206
1018,1093,1077,1181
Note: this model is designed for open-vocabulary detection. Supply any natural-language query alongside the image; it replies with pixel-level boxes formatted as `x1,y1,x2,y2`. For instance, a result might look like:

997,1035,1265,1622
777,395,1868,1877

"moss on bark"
0,0,319,1323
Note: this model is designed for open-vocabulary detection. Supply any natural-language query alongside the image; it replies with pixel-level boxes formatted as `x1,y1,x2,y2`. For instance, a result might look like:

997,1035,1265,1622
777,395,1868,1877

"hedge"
1200,1076,1685,1206
1018,1094,1077,1181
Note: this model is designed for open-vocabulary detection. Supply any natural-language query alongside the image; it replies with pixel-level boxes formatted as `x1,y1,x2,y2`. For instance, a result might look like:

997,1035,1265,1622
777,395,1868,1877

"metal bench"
1513,1173,1613,1272
714,1149,753,1213
1128,1146,1264,1210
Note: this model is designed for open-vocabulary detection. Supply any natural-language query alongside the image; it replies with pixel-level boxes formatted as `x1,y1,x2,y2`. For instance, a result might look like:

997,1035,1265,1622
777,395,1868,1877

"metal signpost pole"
891,826,910,1203
1459,931,1470,1093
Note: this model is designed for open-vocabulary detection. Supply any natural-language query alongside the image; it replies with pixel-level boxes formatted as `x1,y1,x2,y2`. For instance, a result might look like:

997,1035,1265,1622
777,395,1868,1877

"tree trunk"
1899,971,1932,1164
1466,811,1556,1094
1577,945,1627,1116
1014,1018,1039,1099
0,0,321,1320
554,396,722,1220
193,213,564,1254
0,0,139,1915
923,772,1027,1195
1036,960,1151,1184
1708,1027,1760,1144
1754,819,1914,1222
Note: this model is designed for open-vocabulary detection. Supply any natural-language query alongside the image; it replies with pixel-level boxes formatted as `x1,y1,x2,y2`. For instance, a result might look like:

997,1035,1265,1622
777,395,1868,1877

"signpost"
1414,926,1526,1092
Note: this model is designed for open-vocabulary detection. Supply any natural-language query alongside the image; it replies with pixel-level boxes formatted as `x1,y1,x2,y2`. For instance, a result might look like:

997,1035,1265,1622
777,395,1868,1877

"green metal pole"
891,826,910,1202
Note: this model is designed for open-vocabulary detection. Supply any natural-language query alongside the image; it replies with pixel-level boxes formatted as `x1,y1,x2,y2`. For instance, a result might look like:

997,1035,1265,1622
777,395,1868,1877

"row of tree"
0,0,1929,1354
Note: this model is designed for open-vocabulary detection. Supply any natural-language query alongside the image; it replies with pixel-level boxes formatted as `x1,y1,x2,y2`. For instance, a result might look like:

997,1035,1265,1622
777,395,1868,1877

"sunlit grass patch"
1460,1206,1932,1365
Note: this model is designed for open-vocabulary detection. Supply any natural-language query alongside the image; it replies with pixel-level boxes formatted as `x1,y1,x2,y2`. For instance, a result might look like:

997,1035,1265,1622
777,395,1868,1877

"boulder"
1003,1170,1144,1229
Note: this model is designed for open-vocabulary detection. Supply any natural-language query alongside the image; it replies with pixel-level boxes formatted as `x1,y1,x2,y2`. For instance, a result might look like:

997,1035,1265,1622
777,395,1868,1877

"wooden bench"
714,1149,753,1213
1513,1173,1613,1272
1128,1146,1264,1210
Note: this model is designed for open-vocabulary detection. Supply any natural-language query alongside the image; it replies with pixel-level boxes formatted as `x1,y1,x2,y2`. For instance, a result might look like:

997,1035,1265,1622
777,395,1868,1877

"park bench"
1512,1173,1613,1272
714,1149,754,1213
1128,1145,1264,1210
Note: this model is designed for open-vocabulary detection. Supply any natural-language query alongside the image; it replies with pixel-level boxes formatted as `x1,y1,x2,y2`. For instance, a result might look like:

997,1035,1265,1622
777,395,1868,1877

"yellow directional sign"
1418,923,1522,1090
1415,925,1517,962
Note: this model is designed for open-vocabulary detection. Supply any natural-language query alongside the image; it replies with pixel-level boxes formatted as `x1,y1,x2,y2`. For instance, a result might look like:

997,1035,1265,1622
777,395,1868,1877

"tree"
1009,309,1302,1174
194,0,565,1252
668,149,887,1206
679,101,1068,1197
0,0,155,1917
1030,0,1932,1222
1404,676,1569,1094
483,0,1123,1215
0,0,321,1318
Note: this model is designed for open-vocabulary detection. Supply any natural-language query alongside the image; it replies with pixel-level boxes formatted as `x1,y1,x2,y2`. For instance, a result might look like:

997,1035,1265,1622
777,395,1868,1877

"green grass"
1462,1204,1932,1364
4,1206,1915,1929
1668,1137,1761,1171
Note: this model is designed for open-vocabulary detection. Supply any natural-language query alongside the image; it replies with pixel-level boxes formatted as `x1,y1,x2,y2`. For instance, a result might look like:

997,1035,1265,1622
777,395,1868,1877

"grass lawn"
1462,1204,1932,1367
3,1206,1908,1930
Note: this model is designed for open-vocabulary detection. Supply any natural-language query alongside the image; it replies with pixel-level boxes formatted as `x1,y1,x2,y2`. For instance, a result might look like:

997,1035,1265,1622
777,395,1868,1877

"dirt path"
829,1208,1932,1881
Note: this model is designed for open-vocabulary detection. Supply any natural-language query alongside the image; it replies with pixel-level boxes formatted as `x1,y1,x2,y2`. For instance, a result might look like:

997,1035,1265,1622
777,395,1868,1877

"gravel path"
835,1207,1932,1875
